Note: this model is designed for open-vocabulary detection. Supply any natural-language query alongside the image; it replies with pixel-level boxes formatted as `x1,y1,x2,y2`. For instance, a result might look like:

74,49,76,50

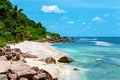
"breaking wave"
92,41,114,46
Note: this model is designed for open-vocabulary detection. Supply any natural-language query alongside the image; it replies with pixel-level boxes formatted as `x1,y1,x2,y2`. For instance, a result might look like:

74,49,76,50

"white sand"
8,41,78,79
9,41,64,60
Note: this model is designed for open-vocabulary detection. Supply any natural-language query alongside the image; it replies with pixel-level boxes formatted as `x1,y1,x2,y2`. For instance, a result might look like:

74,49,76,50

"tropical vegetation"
0,0,60,46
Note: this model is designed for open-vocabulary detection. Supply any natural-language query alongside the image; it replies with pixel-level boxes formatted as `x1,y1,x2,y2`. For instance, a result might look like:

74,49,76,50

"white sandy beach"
9,41,64,60
8,41,81,80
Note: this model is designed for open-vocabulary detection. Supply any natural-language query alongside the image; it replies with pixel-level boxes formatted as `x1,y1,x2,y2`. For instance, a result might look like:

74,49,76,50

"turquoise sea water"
52,37,120,80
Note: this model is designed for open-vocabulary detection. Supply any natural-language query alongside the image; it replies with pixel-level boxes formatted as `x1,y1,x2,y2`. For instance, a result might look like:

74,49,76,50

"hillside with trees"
0,0,60,46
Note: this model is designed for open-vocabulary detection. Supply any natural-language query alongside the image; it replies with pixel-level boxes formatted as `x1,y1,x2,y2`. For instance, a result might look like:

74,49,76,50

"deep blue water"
52,37,120,80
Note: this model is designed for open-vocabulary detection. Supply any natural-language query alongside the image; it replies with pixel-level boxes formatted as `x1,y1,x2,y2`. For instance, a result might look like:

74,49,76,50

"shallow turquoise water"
52,37,120,80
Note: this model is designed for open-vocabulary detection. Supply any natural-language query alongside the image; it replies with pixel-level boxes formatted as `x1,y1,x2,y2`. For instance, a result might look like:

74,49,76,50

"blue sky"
10,0,120,37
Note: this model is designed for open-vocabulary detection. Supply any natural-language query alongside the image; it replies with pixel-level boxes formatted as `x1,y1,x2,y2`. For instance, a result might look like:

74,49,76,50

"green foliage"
1,32,14,41
46,32,60,38
27,25,46,40
0,0,60,46
0,38,6,47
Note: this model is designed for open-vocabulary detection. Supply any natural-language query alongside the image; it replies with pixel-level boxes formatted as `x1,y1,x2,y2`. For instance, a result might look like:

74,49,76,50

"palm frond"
18,9,23,12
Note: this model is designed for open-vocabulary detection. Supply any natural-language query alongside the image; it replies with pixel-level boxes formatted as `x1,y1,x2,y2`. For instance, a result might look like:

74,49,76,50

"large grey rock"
45,57,56,64
58,56,73,63
32,67,53,80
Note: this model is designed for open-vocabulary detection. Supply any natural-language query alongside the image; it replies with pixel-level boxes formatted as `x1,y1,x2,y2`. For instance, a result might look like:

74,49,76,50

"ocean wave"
91,41,114,46
80,38,97,41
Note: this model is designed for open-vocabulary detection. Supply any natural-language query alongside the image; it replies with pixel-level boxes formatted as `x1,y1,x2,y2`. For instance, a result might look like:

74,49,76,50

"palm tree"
12,5,23,20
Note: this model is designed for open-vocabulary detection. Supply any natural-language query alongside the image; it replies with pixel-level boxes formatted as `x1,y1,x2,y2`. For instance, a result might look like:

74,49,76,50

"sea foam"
92,41,113,46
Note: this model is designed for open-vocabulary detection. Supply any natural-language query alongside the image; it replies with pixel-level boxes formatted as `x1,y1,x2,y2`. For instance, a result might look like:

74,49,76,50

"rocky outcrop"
32,67,53,80
0,61,58,80
0,46,37,61
36,37,70,43
0,46,59,80
58,56,73,63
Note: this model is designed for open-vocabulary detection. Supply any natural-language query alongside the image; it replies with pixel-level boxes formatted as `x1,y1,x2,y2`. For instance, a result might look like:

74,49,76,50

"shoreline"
7,41,78,80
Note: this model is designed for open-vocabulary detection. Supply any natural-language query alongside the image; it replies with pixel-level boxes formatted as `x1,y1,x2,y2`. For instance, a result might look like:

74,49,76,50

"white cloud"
103,13,110,17
92,16,103,22
82,22,86,25
67,21,74,24
41,5,65,13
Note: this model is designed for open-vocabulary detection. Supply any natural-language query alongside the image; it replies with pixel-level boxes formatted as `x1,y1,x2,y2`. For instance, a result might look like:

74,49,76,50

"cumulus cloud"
92,16,103,22
103,13,110,17
41,5,65,13
67,21,74,24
